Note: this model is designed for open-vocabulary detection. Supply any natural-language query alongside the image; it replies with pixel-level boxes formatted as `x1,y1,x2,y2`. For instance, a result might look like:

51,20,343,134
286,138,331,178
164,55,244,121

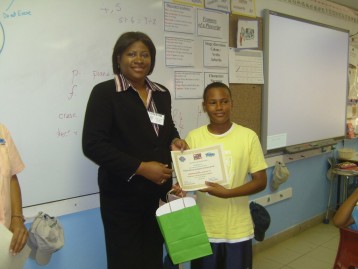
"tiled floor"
253,222,339,269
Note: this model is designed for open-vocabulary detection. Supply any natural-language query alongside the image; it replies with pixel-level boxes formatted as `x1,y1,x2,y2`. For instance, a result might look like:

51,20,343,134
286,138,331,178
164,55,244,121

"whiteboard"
0,0,225,206
262,10,349,153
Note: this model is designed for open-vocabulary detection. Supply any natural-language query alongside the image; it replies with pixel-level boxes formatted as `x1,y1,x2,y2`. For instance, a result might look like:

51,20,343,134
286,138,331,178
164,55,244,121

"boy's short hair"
203,82,231,100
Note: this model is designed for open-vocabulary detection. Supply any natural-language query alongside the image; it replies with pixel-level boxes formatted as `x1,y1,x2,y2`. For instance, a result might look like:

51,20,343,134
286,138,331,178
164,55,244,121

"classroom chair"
324,157,337,223
333,227,358,269
324,157,358,224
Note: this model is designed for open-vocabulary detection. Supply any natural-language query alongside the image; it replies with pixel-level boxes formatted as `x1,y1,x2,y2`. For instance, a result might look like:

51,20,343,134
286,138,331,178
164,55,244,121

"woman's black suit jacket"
82,79,179,204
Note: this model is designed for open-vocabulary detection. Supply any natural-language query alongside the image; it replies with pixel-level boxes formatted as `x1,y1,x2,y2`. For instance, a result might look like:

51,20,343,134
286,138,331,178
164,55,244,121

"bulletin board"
228,14,263,138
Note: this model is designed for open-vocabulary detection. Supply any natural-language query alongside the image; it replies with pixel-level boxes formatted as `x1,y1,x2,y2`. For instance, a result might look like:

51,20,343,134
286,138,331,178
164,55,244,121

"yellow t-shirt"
0,124,25,228
185,123,267,241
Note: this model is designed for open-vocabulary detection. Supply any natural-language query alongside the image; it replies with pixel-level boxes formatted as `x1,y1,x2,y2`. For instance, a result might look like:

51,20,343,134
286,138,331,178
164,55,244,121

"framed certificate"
171,144,229,191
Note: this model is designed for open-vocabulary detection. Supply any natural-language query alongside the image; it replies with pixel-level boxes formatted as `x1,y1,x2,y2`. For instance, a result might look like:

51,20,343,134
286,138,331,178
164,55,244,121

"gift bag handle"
166,190,187,212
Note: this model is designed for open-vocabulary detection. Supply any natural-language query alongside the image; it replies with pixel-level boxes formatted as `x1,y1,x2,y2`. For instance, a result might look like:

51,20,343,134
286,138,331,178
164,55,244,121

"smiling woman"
82,31,188,269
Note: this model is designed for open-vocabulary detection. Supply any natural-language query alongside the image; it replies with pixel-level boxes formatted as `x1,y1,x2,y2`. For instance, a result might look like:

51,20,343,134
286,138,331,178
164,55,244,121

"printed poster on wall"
164,2,195,34
204,0,230,13
203,40,228,67
174,71,204,99
173,0,204,8
231,0,256,17
165,37,195,67
197,8,228,39
204,72,229,87
237,20,258,49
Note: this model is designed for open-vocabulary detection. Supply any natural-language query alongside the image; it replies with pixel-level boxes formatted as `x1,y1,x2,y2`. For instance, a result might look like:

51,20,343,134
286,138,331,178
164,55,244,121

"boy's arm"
200,169,267,198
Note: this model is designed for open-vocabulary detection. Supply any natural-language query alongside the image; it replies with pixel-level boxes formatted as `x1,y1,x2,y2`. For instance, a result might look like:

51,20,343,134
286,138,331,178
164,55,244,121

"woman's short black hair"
112,31,156,75
203,82,232,100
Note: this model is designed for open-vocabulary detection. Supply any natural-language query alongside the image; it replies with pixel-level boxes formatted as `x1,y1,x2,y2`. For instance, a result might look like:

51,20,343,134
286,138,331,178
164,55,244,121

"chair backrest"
333,227,358,269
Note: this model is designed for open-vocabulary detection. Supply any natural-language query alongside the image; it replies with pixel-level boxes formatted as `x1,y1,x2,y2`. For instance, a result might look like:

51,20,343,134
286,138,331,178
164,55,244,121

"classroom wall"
23,141,358,269
21,0,358,268
24,209,107,269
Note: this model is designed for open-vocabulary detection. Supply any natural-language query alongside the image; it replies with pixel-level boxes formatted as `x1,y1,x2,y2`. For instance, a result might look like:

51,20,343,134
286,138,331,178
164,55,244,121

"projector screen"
262,10,349,153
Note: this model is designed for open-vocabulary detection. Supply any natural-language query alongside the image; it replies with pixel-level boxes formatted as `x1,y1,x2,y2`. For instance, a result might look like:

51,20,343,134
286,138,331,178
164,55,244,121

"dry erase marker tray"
285,139,337,154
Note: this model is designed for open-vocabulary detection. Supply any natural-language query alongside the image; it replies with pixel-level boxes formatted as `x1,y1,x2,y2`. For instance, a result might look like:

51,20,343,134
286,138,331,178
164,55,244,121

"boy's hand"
200,181,230,198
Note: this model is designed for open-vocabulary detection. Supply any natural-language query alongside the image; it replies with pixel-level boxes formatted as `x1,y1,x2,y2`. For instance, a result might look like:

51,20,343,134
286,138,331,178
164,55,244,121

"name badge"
148,111,165,125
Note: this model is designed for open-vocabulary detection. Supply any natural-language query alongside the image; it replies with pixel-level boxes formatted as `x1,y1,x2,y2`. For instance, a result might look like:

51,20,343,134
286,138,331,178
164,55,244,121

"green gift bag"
156,197,212,265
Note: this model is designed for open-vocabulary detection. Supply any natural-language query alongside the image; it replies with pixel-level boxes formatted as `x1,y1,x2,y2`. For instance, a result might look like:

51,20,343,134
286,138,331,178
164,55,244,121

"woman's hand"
136,161,173,185
171,183,187,197
170,138,189,152
9,217,28,255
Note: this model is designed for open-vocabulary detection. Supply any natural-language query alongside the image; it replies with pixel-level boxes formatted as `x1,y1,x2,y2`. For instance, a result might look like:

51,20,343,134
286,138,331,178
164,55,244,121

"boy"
186,82,267,269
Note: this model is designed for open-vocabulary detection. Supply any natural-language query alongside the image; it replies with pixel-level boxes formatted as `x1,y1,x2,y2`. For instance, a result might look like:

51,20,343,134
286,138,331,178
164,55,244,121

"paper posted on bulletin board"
228,48,264,84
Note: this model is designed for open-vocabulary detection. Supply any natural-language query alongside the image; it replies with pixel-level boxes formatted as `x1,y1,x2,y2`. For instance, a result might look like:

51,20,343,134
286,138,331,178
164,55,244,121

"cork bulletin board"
228,14,263,139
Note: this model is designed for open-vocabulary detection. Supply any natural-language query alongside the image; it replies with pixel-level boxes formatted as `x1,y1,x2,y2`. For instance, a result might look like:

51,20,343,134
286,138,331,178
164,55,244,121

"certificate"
171,144,229,191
